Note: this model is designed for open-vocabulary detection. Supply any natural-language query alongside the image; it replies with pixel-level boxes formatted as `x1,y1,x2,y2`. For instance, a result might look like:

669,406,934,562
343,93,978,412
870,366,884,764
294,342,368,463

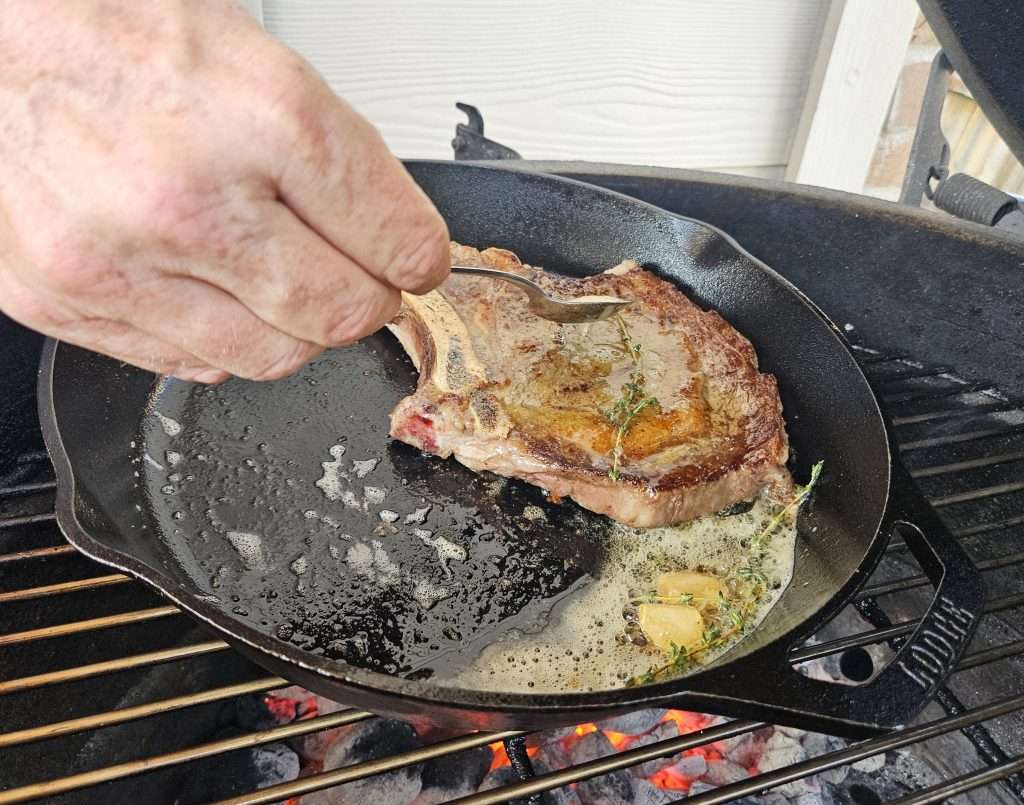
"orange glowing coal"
487,740,540,772
487,709,719,791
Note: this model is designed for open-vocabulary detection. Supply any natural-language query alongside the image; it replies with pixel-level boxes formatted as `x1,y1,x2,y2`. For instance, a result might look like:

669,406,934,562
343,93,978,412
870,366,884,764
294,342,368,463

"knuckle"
325,291,400,346
131,169,223,250
249,340,319,381
265,59,332,172
389,214,450,292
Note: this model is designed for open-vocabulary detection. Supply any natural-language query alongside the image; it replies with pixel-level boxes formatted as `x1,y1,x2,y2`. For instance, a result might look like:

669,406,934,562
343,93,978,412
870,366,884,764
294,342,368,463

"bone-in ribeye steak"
387,243,790,527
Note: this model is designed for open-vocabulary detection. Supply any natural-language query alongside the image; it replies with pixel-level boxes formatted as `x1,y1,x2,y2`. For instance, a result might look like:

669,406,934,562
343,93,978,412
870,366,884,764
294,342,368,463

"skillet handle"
694,464,985,738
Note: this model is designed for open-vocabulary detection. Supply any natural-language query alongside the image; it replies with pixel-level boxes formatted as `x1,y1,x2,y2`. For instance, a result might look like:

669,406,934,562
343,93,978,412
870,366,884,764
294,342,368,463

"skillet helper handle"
699,465,985,737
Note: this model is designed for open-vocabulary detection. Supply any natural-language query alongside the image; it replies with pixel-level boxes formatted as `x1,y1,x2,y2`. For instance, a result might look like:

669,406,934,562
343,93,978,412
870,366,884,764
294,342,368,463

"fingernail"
192,369,230,385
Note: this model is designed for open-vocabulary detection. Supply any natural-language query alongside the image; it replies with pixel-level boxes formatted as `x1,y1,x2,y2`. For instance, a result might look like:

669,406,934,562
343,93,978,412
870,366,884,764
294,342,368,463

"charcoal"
851,753,885,774
251,742,300,786
534,736,573,771
758,730,806,769
793,794,828,805
596,709,667,735
688,781,716,796
700,758,748,786
416,745,491,803
235,693,286,730
627,720,680,778
631,779,676,805
575,767,634,805
322,718,421,766
477,765,520,792
305,719,423,805
568,730,615,765
721,728,770,767
525,725,578,748
757,731,819,800
176,732,300,801
663,753,707,780
801,732,829,757
531,759,582,805
800,733,849,788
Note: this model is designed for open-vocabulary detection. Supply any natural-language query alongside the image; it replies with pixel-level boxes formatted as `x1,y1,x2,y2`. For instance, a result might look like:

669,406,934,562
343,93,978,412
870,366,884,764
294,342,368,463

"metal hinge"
901,52,1023,236
451,103,521,161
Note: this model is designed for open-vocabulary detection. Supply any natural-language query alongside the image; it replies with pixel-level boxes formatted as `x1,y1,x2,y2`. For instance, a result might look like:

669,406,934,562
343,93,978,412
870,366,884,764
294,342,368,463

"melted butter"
439,493,797,693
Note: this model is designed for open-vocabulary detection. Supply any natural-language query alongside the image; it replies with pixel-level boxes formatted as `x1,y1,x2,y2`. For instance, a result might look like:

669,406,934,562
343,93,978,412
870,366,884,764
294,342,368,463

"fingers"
0,273,228,382
182,200,401,347
116,274,325,381
9,262,323,381
268,68,450,296
57,321,230,384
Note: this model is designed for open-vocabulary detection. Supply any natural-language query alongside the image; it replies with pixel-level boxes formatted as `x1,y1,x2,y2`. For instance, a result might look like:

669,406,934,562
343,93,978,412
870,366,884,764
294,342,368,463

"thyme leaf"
603,316,659,480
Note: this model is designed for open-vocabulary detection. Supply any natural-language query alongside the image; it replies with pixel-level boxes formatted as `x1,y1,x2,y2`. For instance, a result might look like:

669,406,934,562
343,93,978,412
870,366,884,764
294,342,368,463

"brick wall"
862,15,940,200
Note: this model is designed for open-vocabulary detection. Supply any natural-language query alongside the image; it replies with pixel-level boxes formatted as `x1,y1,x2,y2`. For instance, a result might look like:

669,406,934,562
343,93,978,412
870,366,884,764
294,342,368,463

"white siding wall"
263,0,831,178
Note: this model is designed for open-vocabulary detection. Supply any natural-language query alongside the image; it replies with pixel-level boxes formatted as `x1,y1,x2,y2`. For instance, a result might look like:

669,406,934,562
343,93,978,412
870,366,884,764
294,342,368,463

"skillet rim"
37,159,892,716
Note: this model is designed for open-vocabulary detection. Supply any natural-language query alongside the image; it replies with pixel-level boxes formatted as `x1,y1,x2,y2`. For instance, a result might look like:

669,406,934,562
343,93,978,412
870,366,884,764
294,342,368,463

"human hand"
0,0,449,383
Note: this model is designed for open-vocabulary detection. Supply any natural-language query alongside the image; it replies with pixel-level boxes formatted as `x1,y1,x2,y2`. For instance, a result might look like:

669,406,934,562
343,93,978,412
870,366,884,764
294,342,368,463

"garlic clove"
656,570,726,608
636,603,703,653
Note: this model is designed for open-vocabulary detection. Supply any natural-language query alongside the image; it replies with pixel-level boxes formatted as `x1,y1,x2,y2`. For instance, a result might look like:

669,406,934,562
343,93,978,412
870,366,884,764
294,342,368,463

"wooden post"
786,0,920,193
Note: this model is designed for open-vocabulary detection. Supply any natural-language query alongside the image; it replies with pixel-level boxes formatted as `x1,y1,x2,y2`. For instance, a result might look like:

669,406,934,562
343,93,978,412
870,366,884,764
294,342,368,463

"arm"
0,0,449,382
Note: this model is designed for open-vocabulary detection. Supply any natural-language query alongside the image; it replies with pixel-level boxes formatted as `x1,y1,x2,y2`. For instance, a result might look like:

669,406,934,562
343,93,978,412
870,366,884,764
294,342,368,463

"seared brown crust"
387,243,791,527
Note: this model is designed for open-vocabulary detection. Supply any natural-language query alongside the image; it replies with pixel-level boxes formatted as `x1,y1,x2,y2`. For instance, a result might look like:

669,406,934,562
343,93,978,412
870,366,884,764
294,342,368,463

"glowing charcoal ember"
597,709,667,735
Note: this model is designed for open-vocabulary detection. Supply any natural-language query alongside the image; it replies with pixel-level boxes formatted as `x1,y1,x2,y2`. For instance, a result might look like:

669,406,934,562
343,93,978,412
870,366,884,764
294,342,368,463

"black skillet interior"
42,161,907,731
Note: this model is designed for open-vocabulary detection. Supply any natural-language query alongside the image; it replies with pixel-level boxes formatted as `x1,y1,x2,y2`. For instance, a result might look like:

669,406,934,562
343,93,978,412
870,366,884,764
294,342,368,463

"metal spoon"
450,265,630,323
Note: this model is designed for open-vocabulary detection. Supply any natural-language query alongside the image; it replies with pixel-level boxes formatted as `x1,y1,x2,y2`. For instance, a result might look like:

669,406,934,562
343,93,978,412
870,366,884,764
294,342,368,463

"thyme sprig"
602,317,659,481
627,461,824,686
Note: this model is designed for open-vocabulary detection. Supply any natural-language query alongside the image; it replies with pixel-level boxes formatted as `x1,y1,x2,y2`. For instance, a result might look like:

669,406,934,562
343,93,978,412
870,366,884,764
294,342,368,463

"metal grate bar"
0,573,130,603
857,552,1024,600
680,694,1024,805
911,450,1024,478
0,544,76,564
889,754,1024,805
214,730,525,805
0,639,229,695
856,352,909,364
957,639,1024,672
0,512,56,530
0,676,285,748
0,709,373,804
955,513,1024,538
14,450,49,466
235,721,759,805
0,605,180,647
893,402,1020,426
0,480,56,497
884,384,996,405
155,634,1024,802
901,424,1024,451
874,366,954,383
792,591,1024,664
931,481,1024,508
887,514,1024,553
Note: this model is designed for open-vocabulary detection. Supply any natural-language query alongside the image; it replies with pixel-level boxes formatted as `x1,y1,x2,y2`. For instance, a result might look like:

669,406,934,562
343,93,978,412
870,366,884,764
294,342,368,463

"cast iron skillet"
39,161,983,737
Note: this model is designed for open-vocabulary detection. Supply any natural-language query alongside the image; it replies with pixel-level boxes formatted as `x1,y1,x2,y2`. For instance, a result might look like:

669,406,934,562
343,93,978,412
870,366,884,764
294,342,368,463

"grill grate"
2,345,1024,804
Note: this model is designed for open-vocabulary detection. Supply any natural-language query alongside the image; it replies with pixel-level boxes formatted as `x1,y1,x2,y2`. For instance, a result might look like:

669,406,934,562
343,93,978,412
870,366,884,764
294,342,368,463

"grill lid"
919,0,1024,166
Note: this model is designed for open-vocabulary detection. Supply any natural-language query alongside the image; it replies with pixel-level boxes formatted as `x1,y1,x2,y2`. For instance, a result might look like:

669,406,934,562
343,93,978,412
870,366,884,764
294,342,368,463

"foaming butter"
439,493,797,693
